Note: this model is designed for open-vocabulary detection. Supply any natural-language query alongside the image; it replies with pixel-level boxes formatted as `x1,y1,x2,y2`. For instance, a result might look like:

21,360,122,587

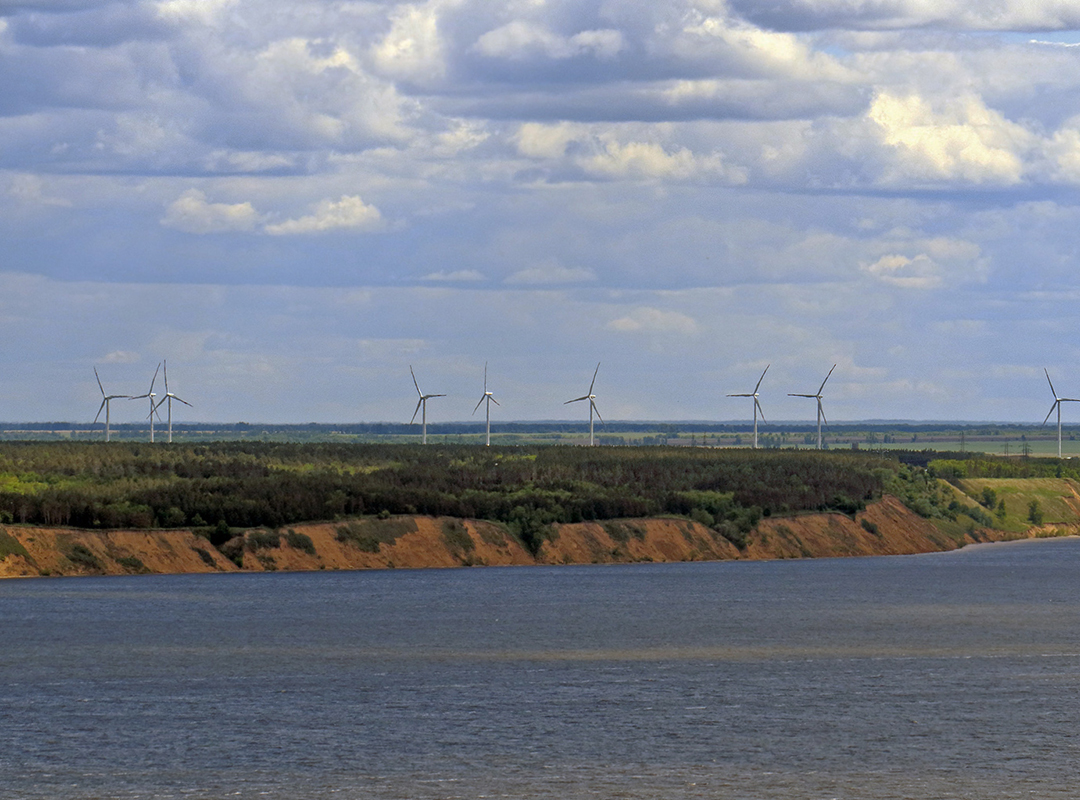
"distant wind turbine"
93,367,129,442
131,362,163,443
409,366,445,445
151,360,191,443
564,362,604,447
727,364,769,449
789,364,836,450
1042,369,1079,459
472,362,500,446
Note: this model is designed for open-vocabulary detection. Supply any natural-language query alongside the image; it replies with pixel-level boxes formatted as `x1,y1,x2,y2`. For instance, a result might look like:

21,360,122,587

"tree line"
0,442,915,550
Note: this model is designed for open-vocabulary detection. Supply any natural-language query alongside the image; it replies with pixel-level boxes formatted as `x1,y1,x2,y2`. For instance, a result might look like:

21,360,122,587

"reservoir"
2,538,1079,799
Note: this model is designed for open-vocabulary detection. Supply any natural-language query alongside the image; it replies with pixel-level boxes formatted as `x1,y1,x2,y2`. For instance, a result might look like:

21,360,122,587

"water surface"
2,538,1079,798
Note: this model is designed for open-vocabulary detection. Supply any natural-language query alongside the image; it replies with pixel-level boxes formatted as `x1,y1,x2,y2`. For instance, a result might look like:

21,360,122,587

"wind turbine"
1042,369,1079,459
152,360,191,443
131,362,163,443
409,366,445,445
789,364,836,450
564,362,604,446
472,362,500,446
727,364,769,449
93,367,129,442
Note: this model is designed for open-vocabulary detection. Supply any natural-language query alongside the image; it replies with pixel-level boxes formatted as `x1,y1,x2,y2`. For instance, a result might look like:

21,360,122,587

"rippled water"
2,538,1079,799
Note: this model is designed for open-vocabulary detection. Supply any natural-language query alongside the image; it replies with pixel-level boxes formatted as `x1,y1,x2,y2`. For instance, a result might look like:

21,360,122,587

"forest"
0,442,960,552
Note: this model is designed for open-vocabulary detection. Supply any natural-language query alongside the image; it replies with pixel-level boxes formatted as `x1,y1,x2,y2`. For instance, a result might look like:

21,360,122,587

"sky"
5,0,1080,424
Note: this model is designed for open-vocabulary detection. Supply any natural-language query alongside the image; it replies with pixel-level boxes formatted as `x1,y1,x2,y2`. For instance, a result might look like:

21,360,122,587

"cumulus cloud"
861,253,941,289
160,189,261,234
581,138,746,183
515,123,747,183
473,21,624,61
607,307,699,335
515,122,581,159
868,92,1033,184
8,173,70,206
371,2,446,81
421,269,484,282
505,261,595,285
860,236,984,289
100,350,140,364
265,195,384,235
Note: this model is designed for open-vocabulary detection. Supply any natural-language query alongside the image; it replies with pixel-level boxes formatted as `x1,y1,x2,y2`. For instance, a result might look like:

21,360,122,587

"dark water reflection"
2,538,1079,798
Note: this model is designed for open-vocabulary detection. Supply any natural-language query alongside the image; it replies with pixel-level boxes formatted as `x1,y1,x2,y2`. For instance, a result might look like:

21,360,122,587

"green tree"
1027,499,1043,526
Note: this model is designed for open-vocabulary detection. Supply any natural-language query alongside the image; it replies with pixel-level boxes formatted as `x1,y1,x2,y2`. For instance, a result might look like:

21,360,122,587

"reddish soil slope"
0,495,1062,579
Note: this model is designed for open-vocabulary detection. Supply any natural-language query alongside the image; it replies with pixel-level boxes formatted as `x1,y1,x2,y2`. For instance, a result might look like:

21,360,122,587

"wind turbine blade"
1061,397,1080,403
754,364,770,393
1043,403,1058,426
162,360,169,393
410,398,423,424
820,401,830,429
153,397,167,412
473,396,485,414
818,364,837,395
788,393,815,398
588,362,600,395
484,362,488,392
174,396,193,408
565,395,589,404
591,400,604,425
1046,368,1057,399
430,393,446,398
727,392,752,398
410,365,422,397
94,367,105,397
149,362,161,394
755,398,767,424
94,399,106,424
489,396,500,406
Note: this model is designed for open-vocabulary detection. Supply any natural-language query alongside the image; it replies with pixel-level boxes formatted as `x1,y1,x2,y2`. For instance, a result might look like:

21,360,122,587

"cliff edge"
0,495,1064,579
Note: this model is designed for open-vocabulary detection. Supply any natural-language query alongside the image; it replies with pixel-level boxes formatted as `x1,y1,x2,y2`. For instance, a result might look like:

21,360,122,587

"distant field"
0,421,1077,457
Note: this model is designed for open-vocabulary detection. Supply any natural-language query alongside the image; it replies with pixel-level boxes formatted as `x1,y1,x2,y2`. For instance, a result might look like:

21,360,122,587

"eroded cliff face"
0,495,1058,579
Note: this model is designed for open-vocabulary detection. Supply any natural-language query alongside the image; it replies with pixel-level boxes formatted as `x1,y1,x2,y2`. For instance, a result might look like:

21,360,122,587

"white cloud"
582,138,745,182
473,21,624,60
505,262,595,285
1049,124,1080,183
607,307,699,335
156,0,238,26
421,269,484,282
515,123,747,183
868,92,1033,184
100,350,140,364
515,122,582,159
372,2,446,81
8,174,71,207
160,189,261,234
861,253,941,289
265,195,384,235
583,140,697,180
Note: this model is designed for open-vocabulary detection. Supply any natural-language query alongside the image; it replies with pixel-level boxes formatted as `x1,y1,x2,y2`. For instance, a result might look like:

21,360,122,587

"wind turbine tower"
152,361,192,444
93,367,129,442
472,362,500,446
409,366,445,445
789,364,836,450
727,364,769,449
131,363,162,443
1042,369,1079,459
564,362,604,446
